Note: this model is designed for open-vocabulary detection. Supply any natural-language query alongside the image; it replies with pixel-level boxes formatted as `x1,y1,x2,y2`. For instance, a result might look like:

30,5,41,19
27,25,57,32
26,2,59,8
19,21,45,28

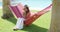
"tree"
48,0,60,32
2,0,14,19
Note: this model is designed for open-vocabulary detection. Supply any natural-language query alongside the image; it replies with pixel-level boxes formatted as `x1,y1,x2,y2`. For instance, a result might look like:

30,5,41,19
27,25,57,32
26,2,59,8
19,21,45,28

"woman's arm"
23,11,26,18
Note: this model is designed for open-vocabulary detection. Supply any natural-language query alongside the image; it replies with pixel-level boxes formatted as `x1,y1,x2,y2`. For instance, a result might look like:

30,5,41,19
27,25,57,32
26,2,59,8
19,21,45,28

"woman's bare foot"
13,28,19,31
13,26,19,31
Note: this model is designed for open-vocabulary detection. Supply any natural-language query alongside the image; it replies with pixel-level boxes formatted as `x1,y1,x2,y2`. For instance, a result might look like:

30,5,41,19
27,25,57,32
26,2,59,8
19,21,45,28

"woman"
23,5,30,19
13,5,30,30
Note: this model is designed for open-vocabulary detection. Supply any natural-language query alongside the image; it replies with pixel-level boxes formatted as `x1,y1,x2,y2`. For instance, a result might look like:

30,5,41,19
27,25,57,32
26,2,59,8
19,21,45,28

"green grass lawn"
0,9,51,32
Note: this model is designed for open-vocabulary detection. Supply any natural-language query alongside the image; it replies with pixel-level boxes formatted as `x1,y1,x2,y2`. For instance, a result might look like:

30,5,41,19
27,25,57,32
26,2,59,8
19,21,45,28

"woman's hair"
24,5,30,14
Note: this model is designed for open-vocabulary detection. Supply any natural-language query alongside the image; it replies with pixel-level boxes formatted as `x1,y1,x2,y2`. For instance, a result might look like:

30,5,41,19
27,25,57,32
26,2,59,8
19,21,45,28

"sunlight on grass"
0,9,51,32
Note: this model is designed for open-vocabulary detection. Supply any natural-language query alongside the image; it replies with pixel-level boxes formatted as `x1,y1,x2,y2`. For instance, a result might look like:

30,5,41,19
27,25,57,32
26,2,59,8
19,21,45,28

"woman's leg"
13,18,25,30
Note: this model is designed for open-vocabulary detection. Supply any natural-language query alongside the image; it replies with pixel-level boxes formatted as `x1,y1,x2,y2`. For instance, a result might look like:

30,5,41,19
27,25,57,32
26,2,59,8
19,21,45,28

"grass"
0,9,51,32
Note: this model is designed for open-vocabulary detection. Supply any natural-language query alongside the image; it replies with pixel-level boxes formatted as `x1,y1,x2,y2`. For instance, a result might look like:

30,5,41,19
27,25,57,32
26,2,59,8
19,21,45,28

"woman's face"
23,7,28,12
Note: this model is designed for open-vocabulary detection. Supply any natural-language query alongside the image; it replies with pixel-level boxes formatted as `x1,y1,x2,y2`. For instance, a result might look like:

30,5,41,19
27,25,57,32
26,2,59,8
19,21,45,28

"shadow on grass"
23,24,48,32
6,17,48,32
6,17,17,24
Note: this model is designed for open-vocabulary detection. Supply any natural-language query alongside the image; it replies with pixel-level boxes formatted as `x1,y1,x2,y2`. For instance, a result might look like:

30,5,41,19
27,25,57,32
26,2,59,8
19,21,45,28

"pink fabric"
9,6,23,18
9,3,52,18
17,3,24,16
9,3,24,18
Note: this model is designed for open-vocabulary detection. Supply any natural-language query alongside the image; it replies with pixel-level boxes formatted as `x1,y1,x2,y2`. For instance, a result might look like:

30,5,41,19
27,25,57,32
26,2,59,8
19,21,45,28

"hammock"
9,3,52,26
